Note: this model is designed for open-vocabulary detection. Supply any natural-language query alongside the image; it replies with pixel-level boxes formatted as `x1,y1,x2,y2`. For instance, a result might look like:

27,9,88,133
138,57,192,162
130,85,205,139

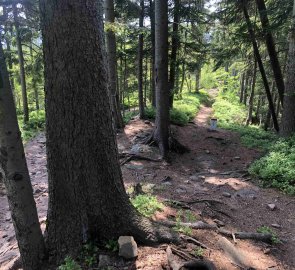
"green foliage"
143,91,209,126
131,194,164,217
80,243,98,267
193,247,204,257
104,239,119,252
123,110,138,124
173,210,198,236
18,110,46,142
221,124,277,151
200,64,218,89
257,226,281,244
58,257,82,270
249,135,295,195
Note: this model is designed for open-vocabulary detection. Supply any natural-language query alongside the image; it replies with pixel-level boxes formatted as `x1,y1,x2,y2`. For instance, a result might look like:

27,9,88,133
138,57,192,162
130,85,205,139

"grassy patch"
249,135,295,195
257,226,281,244
131,194,164,217
58,257,82,270
18,110,46,143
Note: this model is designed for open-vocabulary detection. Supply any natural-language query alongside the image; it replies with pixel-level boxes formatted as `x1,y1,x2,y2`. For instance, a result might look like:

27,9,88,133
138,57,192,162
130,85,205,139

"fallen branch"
157,220,217,230
166,246,183,270
218,229,273,243
180,235,209,250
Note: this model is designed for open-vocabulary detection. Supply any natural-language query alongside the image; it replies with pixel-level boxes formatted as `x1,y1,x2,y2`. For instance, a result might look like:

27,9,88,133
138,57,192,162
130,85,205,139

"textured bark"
13,3,29,123
153,0,170,158
40,0,177,263
243,3,279,132
256,0,285,104
169,0,180,107
0,37,45,270
149,0,156,107
104,0,124,129
281,0,295,137
138,0,145,118
246,60,257,125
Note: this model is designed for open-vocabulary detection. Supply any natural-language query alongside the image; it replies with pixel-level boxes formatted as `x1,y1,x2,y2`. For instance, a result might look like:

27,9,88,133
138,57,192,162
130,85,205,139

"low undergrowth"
131,194,164,217
145,90,210,126
249,135,295,195
18,110,45,143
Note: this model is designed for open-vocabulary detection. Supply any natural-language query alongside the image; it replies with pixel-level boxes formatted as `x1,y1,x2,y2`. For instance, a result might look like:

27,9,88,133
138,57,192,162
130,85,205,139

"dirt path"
0,102,295,269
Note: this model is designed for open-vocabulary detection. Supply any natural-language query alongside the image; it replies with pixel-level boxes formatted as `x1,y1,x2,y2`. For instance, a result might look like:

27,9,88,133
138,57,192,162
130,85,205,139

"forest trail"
0,97,295,269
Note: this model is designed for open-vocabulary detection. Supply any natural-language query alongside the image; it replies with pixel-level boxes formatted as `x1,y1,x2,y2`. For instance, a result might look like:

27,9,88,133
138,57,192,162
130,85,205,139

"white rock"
118,236,138,259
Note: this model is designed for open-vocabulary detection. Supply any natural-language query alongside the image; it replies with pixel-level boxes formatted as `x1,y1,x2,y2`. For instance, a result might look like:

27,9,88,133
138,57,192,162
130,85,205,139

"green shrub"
257,226,281,244
131,194,164,217
58,257,81,270
123,110,138,124
249,135,295,195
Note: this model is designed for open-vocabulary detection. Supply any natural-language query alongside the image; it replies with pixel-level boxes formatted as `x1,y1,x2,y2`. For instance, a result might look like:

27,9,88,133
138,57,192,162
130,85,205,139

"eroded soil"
1,104,295,270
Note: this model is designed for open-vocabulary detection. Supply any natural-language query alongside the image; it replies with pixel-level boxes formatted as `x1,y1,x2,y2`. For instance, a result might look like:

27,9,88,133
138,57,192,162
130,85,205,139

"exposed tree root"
218,229,273,243
157,220,218,230
119,153,161,165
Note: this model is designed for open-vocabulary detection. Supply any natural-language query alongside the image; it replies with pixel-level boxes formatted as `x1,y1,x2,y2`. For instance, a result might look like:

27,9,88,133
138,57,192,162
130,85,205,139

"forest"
0,0,295,269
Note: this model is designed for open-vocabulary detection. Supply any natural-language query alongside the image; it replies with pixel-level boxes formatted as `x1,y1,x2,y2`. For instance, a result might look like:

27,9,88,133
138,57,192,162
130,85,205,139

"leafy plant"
80,243,98,267
105,239,119,252
58,256,82,270
173,210,198,236
131,194,164,217
257,226,281,244
193,247,204,257
249,135,295,195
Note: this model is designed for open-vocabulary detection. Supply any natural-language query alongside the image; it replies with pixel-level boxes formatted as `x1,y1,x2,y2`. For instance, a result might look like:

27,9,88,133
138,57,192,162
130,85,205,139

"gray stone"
189,175,199,181
271,223,281,229
234,156,241,160
118,236,138,259
267,204,276,211
125,164,144,170
222,192,231,198
98,254,112,268
205,150,210,154
144,120,150,124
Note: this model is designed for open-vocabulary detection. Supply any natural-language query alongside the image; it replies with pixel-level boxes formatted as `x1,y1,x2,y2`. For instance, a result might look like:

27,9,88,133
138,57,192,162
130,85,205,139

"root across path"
1,101,295,269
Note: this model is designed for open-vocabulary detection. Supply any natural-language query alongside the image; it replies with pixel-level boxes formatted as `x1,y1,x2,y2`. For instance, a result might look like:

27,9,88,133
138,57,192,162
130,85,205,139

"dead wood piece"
182,199,224,206
163,199,192,209
181,235,209,249
157,220,217,230
166,246,184,270
218,229,273,243
171,246,194,261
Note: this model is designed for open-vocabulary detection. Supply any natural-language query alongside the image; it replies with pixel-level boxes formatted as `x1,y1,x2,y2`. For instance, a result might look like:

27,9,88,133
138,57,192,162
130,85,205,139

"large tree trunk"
104,0,124,129
13,3,29,123
153,0,170,158
138,0,145,118
280,0,295,137
169,0,180,107
40,0,176,264
243,3,279,132
256,0,285,104
0,37,45,270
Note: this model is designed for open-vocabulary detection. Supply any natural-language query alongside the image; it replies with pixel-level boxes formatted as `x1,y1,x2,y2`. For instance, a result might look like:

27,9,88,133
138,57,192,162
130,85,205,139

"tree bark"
0,36,45,270
40,0,177,264
280,0,295,137
138,0,145,118
239,72,245,103
243,2,279,132
256,0,285,105
104,0,124,129
153,0,170,158
246,60,257,125
169,0,180,107
149,0,156,107
13,3,29,123
195,66,201,93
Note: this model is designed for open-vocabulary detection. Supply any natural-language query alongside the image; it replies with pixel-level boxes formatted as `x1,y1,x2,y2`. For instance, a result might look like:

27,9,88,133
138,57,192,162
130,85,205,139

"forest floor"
1,94,295,270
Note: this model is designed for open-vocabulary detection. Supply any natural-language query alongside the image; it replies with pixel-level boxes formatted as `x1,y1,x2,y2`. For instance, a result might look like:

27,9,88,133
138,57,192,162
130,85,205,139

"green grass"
131,194,164,217
257,226,281,244
249,135,295,195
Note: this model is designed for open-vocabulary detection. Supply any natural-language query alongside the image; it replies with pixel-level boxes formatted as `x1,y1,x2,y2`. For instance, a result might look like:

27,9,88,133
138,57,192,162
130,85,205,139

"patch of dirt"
1,103,295,270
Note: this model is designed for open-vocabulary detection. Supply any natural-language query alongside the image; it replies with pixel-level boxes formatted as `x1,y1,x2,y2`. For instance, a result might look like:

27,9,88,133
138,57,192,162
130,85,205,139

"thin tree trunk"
144,54,148,107
0,36,45,270
153,0,170,158
13,3,29,123
195,66,201,93
169,0,180,107
256,0,285,104
280,0,295,136
149,0,156,107
240,72,245,103
138,0,145,118
243,70,250,105
104,0,124,129
243,2,279,132
246,60,257,125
